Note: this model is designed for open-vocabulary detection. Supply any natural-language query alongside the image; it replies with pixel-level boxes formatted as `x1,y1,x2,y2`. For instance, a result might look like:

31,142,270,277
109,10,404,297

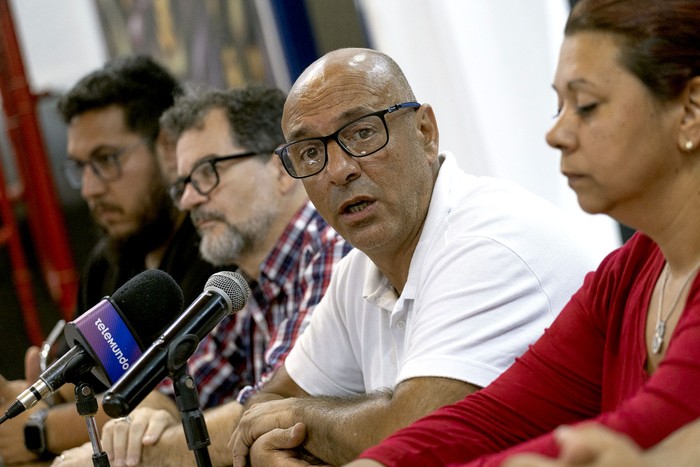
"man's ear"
415,104,440,163
269,154,298,194
155,129,179,183
679,76,700,152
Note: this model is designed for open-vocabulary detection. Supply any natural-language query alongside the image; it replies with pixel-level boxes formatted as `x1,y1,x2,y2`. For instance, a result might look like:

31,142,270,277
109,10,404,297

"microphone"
102,271,250,418
0,270,184,424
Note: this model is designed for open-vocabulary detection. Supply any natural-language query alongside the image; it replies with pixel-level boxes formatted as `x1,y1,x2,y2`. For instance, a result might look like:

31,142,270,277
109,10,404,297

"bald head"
282,48,416,138
293,48,413,99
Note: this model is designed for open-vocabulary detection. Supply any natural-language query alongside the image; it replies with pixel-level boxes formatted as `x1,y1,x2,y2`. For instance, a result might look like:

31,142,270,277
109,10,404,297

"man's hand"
101,407,178,466
230,398,301,467
0,374,40,464
503,424,649,467
24,345,41,383
51,442,93,466
248,422,327,467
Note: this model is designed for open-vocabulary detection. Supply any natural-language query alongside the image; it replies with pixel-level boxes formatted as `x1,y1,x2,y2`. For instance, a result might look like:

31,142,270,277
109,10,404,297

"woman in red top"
349,0,700,466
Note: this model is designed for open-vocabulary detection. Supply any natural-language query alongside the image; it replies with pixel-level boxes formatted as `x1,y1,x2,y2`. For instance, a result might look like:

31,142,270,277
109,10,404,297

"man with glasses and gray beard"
55,85,352,467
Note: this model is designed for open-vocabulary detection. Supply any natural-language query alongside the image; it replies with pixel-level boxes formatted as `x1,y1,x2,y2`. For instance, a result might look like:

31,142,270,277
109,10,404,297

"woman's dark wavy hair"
566,0,700,102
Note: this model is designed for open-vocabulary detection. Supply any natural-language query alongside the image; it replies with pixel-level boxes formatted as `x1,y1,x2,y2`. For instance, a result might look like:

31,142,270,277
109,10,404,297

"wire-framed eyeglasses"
62,141,145,189
168,151,266,204
275,101,421,179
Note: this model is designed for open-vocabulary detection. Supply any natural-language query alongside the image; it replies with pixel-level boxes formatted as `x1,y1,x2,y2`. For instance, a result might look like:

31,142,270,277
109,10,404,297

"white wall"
9,0,107,93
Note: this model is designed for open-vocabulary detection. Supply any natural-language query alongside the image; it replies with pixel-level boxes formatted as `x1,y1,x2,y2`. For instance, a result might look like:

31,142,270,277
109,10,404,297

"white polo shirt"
285,152,599,395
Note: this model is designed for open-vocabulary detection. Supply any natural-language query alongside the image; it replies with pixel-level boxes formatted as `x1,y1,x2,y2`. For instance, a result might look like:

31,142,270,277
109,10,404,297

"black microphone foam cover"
112,269,185,347
62,269,185,387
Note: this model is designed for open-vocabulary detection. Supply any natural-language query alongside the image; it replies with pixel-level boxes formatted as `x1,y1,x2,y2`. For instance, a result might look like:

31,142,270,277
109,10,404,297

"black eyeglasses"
168,151,266,204
62,141,144,189
275,101,421,179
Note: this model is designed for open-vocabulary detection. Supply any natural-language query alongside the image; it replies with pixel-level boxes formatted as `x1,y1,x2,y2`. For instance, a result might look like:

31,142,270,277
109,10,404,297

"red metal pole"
0,145,43,345
0,0,78,322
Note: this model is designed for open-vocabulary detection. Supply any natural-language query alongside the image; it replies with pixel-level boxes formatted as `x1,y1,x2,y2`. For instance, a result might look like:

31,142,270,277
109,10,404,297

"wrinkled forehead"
282,60,397,140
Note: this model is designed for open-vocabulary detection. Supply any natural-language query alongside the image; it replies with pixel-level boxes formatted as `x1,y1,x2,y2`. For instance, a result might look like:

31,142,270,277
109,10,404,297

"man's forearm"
646,419,700,466
140,389,181,419
298,378,474,466
141,400,244,467
244,390,286,409
296,391,398,466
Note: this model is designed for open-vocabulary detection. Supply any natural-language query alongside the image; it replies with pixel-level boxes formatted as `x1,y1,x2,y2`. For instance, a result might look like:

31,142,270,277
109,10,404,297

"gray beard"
199,224,248,266
196,207,278,267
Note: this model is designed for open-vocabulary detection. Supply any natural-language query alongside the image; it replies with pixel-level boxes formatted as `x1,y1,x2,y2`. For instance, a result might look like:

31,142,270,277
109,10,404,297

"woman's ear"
415,104,440,163
679,76,700,152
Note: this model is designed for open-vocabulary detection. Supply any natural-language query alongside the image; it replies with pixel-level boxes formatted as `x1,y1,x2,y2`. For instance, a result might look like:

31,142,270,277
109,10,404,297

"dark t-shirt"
77,216,220,312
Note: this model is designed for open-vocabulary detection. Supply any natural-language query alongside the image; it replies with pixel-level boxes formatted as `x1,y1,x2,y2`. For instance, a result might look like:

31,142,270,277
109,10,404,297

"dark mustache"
89,201,123,214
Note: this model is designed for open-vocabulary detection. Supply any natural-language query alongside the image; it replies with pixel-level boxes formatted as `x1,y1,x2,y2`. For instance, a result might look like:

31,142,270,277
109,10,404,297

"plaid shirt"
158,201,352,407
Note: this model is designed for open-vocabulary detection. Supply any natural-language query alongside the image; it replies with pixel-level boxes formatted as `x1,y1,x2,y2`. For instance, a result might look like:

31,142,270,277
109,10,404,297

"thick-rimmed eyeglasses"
62,141,144,189
275,101,421,179
168,151,265,204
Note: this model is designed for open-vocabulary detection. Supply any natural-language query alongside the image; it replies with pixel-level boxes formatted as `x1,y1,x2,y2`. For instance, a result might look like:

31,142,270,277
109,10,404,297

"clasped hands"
231,397,328,467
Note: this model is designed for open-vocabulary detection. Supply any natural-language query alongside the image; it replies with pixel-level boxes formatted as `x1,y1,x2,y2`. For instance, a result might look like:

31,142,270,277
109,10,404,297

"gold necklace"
652,262,700,354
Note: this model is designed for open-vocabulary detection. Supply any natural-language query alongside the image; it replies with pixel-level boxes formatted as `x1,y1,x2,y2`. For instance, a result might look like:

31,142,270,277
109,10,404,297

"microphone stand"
167,334,212,467
74,381,110,467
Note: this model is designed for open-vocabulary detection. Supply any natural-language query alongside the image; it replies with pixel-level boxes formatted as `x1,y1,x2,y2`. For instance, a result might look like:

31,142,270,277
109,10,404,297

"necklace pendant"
652,320,666,354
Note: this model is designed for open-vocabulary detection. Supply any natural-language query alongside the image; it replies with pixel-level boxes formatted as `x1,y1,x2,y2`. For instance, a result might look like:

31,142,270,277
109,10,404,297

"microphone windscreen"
204,271,250,314
112,269,185,345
